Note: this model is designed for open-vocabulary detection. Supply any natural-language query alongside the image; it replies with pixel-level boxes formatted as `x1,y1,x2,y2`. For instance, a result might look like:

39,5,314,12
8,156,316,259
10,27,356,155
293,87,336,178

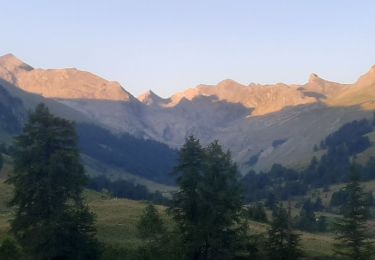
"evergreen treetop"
170,137,249,260
7,103,99,259
333,170,374,259
266,203,302,260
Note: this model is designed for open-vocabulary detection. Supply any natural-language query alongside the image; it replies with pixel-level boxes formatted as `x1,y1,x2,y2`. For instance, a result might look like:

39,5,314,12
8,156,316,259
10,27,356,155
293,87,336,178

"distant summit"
328,65,375,109
0,54,33,84
1,53,375,172
138,90,169,106
2,53,375,115
163,79,315,115
302,73,349,99
0,54,133,101
0,53,33,71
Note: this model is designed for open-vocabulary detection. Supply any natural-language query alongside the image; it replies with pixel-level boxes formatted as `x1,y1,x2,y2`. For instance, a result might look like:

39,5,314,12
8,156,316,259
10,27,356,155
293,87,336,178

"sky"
1,1,375,97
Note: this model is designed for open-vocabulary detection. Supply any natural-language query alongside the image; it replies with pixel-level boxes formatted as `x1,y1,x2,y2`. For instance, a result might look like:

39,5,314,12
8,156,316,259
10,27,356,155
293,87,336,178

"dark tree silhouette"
170,137,249,260
333,170,374,259
266,204,302,260
7,103,100,259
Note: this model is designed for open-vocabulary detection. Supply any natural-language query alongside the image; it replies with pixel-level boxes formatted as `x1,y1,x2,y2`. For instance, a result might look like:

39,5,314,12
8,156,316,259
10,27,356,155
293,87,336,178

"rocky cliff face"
301,73,350,99
0,54,33,84
1,53,374,172
156,79,316,116
0,54,133,101
328,66,375,110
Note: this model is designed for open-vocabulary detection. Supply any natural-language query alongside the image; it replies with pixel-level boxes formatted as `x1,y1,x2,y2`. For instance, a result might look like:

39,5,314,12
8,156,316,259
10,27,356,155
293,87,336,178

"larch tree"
7,103,100,259
198,141,245,260
169,136,205,259
333,170,374,259
137,204,165,242
266,203,302,260
170,137,249,260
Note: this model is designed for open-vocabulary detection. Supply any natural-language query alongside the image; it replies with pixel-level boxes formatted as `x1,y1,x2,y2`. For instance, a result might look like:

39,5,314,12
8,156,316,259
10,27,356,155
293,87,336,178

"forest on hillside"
0,104,374,259
242,117,375,203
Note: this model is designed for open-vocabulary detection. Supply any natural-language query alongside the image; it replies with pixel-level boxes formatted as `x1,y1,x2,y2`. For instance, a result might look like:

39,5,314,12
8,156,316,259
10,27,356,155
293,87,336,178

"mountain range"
1,53,375,183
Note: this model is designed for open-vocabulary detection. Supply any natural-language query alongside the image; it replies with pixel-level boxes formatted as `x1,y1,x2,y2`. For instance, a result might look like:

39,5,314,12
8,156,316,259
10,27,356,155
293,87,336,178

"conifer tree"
7,103,100,259
0,237,22,260
170,137,248,260
169,136,205,259
266,204,302,260
333,170,374,259
137,204,165,242
199,141,245,259
136,204,168,260
295,200,317,232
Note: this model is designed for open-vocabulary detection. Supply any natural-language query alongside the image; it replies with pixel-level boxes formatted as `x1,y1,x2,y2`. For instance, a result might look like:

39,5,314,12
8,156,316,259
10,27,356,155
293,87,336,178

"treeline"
2,104,100,259
105,137,374,259
242,117,375,204
112,136,304,260
1,104,375,259
87,175,169,205
0,82,178,186
307,118,373,186
330,187,374,214
244,198,328,233
77,123,178,185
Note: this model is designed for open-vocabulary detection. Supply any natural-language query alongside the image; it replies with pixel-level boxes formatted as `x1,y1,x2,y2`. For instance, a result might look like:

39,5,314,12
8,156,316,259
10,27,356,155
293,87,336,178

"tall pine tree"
170,137,248,260
137,204,165,242
333,170,374,259
169,136,205,259
266,203,302,260
7,103,100,259
199,141,245,259
136,204,168,260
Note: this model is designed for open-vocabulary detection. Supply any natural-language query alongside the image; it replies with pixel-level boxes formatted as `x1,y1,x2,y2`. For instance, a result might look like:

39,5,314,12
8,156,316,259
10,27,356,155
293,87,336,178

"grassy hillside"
0,177,338,258
355,130,375,164
2,153,374,258
83,154,176,194
0,82,178,188
0,174,164,248
2,151,375,258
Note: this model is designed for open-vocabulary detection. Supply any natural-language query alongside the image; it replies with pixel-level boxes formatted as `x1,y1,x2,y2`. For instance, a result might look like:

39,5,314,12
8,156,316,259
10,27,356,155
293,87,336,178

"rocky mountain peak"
354,64,375,87
0,53,33,71
0,54,134,102
0,54,34,84
138,90,168,106
166,79,316,116
303,72,349,99
366,64,375,79
217,79,240,87
17,68,133,101
308,73,320,83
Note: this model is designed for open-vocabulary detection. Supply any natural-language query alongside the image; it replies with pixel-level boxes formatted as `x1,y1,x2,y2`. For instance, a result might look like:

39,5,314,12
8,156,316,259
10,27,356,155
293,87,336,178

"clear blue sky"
2,1,375,97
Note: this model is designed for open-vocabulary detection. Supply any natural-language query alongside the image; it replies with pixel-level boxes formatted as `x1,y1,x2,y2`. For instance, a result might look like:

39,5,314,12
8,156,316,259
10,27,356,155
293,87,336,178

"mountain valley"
1,53,375,183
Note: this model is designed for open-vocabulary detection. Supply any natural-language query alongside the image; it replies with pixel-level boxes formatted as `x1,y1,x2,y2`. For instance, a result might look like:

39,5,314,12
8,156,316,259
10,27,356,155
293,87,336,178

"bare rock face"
327,65,375,109
1,53,375,173
0,54,33,84
157,79,316,116
138,90,169,106
0,54,133,101
302,73,350,98
15,68,133,101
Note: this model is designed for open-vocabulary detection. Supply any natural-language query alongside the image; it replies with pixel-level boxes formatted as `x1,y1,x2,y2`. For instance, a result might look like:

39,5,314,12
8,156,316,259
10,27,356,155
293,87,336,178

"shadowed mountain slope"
1,53,375,173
